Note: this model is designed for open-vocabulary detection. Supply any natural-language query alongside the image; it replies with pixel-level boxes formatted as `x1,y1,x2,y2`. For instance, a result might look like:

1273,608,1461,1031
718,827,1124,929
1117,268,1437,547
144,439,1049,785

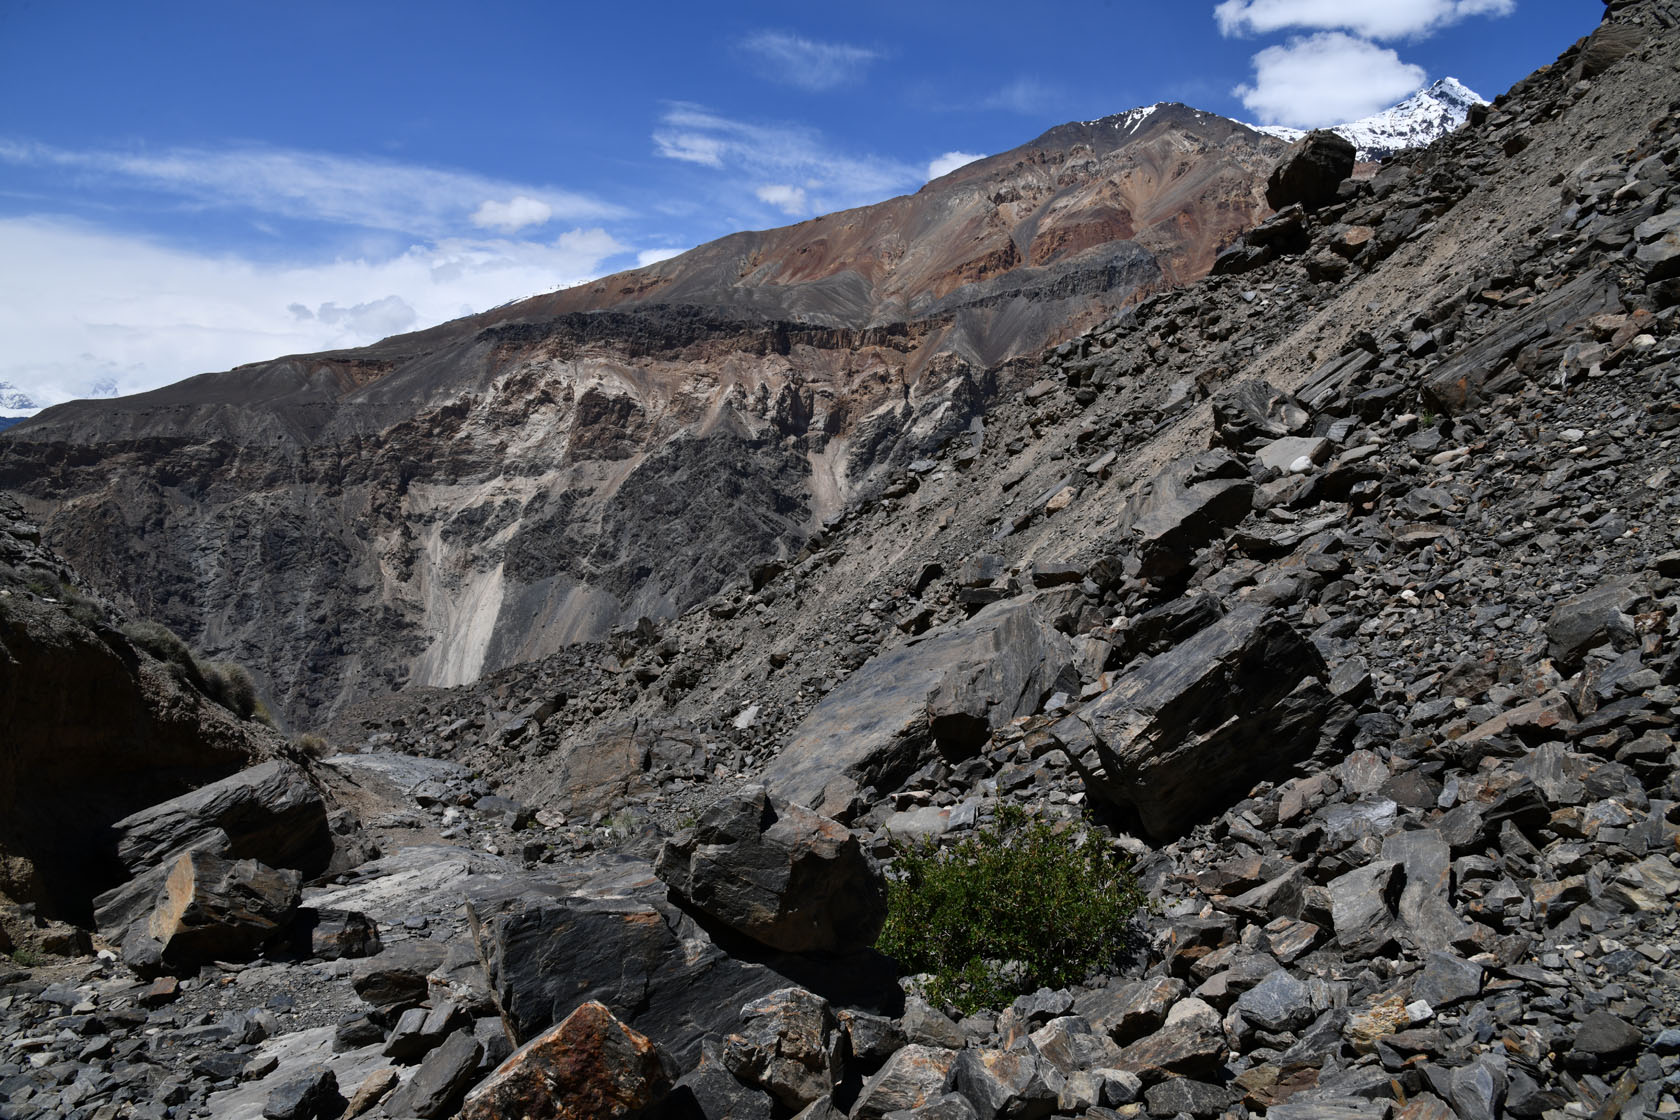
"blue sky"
0,0,1601,412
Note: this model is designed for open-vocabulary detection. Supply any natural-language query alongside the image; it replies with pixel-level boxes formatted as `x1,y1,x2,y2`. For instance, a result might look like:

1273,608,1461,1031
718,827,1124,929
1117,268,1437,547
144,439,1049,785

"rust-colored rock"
458,1000,673,1120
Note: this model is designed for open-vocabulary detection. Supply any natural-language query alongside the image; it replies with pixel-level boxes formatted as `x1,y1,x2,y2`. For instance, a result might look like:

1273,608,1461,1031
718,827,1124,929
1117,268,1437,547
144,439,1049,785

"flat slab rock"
763,597,1074,820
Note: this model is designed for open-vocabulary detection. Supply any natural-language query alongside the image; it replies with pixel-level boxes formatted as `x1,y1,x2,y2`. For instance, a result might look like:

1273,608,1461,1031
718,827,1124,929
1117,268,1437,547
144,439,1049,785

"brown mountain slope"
0,105,1284,728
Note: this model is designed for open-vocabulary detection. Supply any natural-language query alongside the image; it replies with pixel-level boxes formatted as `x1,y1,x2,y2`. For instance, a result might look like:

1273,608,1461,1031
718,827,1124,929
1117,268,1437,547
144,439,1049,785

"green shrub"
876,805,1146,1015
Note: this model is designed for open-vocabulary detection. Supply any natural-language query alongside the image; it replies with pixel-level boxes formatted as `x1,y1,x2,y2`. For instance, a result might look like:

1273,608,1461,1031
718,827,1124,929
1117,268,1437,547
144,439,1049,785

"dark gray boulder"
1210,379,1310,451
486,854,897,1067
120,851,301,976
380,1027,483,1119
111,759,331,879
1112,450,1254,582
762,597,1075,819
1265,131,1356,212
655,787,886,953
1053,605,1343,839
1545,576,1648,669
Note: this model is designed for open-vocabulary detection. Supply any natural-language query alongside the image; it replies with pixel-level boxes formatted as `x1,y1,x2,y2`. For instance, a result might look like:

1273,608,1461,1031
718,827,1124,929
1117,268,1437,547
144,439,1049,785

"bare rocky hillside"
2,1,1679,1118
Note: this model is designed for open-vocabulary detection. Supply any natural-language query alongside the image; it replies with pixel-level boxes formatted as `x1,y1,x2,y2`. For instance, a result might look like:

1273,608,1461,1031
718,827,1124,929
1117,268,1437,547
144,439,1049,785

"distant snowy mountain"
1255,78,1487,162
0,382,36,411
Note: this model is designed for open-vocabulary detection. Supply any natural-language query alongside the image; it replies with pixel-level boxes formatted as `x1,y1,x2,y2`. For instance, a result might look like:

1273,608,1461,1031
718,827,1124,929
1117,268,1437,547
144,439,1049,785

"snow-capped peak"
0,381,37,411
1250,77,1488,162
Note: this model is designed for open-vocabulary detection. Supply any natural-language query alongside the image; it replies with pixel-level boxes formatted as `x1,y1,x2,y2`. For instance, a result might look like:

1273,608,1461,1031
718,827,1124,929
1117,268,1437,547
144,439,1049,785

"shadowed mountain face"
0,104,1285,727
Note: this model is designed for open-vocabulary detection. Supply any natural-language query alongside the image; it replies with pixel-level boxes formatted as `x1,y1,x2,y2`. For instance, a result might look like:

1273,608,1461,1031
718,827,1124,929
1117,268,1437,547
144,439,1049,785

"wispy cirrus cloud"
738,31,882,91
652,103,918,216
981,78,1059,116
1214,0,1515,40
0,138,626,238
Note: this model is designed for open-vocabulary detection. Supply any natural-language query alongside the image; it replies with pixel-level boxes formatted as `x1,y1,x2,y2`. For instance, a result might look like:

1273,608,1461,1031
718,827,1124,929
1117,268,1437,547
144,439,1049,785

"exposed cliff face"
0,498,285,923
0,105,1285,728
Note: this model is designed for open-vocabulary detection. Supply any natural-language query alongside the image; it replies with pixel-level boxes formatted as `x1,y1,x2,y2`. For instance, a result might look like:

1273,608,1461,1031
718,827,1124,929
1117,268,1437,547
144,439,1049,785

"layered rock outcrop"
0,107,1283,728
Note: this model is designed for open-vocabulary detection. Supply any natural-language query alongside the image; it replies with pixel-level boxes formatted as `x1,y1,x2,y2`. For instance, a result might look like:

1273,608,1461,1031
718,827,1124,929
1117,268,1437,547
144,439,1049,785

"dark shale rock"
111,759,331,879
382,1027,485,1119
655,787,886,953
1265,131,1356,212
1054,605,1342,838
120,851,300,976
762,596,1075,818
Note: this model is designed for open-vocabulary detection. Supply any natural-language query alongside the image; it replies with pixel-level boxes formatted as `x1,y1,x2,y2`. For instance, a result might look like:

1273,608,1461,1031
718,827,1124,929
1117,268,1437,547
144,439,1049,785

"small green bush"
877,805,1146,1015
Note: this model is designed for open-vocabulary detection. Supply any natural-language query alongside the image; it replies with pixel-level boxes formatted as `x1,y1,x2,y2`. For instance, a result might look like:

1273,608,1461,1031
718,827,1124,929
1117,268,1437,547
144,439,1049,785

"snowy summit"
1256,78,1487,162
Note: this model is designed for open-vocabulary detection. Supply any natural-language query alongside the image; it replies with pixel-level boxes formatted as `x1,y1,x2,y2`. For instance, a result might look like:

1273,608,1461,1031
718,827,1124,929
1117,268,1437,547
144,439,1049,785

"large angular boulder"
655,787,886,953
1265,130,1355,212
121,850,300,975
1544,576,1649,669
381,1028,484,1119
487,855,899,1067
1052,605,1342,839
458,1001,673,1120
852,1045,960,1120
113,759,331,878
763,597,1075,820
723,987,844,1109
1210,379,1310,451
1112,451,1254,582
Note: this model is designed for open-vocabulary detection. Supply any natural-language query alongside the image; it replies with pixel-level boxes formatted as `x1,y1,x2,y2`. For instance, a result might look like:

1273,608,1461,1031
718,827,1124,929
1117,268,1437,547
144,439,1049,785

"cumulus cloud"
0,217,635,408
926,151,985,180
652,104,918,215
1233,32,1428,126
0,139,624,237
755,184,809,215
1214,0,1515,40
739,31,882,91
314,295,418,337
470,195,554,233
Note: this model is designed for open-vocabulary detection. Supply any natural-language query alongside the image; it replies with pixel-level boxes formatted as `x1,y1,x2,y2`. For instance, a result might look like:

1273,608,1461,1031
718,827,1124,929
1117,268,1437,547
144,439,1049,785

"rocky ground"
4,1,1680,1118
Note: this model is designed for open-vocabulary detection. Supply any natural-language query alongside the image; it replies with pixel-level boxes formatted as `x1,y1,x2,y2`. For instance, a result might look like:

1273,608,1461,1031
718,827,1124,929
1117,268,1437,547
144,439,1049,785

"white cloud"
0,217,634,408
739,31,881,91
1233,32,1428,126
652,104,918,215
1214,0,1515,40
470,195,554,233
927,151,985,180
981,78,1057,115
636,247,686,267
314,295,418,337
755,184,809,215
0,139,624,237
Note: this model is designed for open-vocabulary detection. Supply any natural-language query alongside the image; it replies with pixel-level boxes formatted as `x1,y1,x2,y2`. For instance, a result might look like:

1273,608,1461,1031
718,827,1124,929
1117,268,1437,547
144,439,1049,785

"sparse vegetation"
5,947,44,968
198,660,262,721
122,620,272,723
122,620,201,681
877,806,1146,1015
